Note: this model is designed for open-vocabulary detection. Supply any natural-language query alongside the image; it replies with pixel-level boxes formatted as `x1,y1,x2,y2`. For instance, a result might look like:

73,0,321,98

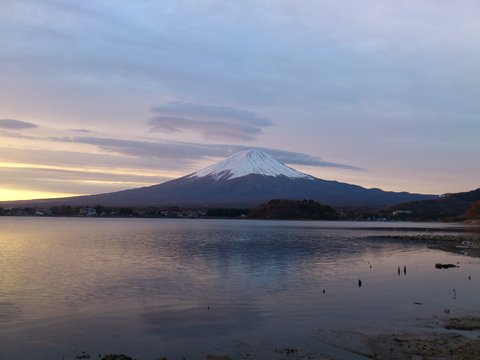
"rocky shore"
373,233,480,258
315,316,480,360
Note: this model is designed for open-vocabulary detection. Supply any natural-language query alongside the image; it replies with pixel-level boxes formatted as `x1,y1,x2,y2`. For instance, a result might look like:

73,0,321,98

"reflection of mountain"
149,224,420,278
1,149,437,208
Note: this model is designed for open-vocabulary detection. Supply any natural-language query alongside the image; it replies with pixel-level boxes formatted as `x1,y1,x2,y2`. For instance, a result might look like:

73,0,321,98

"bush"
249,199,338,220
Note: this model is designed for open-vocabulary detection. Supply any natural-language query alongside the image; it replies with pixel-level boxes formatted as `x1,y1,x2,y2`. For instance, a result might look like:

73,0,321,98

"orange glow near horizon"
0,161,182,201
0,188,83,202
0,161,183,179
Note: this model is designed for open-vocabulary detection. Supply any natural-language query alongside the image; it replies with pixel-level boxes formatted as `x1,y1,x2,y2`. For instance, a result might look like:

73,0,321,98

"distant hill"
249,199,339,220
0,149,437,209
387,188,480,220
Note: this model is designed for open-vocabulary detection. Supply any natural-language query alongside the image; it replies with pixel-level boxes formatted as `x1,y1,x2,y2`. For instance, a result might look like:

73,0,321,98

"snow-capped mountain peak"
188,149,314,181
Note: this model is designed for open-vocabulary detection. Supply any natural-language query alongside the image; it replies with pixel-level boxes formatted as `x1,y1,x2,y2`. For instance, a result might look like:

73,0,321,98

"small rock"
76,354,90,359
435,263,458,269
205,355,232,360
101,354,133,360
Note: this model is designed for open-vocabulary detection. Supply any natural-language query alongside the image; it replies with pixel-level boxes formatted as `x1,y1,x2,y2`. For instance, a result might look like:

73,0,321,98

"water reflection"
0,301,20,323
0,218,479,360
142,303,264,338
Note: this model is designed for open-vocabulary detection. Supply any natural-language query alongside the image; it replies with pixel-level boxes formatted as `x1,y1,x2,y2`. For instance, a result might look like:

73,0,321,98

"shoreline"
2,213,480,223
316,314,480,360
69,315,480,360
374,233,480,258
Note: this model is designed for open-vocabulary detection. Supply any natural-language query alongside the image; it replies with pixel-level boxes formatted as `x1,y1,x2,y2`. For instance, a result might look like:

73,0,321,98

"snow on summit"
189,149,314,181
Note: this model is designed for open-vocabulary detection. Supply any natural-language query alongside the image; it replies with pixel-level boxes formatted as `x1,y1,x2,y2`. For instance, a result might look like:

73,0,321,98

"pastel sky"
1,0,479,201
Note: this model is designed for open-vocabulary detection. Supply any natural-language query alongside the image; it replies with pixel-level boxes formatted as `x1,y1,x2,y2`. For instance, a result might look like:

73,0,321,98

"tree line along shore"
1,195,479,222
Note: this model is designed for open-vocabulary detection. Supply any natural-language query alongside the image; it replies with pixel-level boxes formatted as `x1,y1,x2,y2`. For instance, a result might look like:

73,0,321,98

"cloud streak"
52,135,363,171
152,102,273,126
0,119,38,130
149,102,273,141
69,128,92,133
0,166,160,195
148,116,264,141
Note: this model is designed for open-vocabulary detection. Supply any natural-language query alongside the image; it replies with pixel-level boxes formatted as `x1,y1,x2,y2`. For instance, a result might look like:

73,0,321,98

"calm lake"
0,217,479,359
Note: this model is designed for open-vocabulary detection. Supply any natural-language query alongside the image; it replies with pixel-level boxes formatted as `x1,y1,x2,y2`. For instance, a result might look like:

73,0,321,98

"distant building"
392,210,413,216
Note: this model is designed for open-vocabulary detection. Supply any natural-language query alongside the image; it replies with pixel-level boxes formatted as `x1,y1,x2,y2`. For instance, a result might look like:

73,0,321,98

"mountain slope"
0,149,437,208
388,188,480,220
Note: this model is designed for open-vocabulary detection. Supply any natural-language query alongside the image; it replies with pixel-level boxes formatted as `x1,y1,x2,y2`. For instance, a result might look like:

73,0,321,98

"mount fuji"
3,149,437,208
4,149,437,208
